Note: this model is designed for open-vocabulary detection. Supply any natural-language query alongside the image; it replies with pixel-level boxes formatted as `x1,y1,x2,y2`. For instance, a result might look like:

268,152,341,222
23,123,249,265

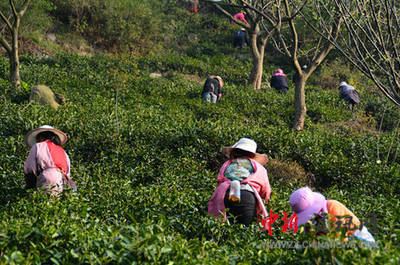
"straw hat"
222,138,269,166
209,75,224,88
289,187,328,225
25,125,67,148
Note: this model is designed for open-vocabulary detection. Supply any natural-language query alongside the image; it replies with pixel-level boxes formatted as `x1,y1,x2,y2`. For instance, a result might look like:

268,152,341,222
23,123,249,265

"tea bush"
2,3,400,261
266,159,313,187
0,51,399,264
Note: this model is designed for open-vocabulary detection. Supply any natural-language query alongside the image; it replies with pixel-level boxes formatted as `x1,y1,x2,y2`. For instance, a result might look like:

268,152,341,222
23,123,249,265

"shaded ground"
0,37,51,57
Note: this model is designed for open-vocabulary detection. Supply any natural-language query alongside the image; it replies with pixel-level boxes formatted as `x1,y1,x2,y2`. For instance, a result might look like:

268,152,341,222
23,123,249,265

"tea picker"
270,69,289,94
24,125,77,195
338,81,360,111
208,138,271,227
289,187,376,245
201,75,224,103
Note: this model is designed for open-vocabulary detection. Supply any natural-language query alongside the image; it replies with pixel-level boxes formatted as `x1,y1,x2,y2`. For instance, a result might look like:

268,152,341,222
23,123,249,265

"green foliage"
363,95,400,132
0,51,399,263
21,0,55,35
0,0,54,36
0,2,399,264
49,0,164,52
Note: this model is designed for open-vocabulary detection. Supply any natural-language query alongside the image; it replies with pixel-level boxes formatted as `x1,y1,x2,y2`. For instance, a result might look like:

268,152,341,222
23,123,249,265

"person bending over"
24,125,77,194
270,69,289,94
338,81,360,111
233,28,249,49
289,187,375,244
208,138,271,226
201,75,224,103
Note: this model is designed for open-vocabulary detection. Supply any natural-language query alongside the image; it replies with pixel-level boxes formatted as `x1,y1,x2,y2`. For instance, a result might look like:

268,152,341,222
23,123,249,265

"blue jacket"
233,30,249,47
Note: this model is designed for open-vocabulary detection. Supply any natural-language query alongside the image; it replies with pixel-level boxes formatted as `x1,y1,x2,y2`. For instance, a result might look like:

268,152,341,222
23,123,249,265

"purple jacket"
339,84,360,104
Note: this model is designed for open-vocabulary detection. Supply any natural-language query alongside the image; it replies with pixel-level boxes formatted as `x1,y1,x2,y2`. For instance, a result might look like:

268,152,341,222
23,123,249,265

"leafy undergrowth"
0,52,399,264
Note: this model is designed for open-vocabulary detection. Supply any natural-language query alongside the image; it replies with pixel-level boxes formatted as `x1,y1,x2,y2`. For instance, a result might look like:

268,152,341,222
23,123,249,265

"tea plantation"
1,5,400,265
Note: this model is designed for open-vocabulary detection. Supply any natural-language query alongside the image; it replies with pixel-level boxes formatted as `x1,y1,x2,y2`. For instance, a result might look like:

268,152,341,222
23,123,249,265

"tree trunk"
10,19,21,90
249,28,267,90
10,53,21,89
249,51,264,90
293,76,307,130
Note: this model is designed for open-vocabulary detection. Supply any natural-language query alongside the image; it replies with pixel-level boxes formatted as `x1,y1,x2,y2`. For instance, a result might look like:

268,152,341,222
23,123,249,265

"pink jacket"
208,159,271,222
24,141,72,193
231,13,248,24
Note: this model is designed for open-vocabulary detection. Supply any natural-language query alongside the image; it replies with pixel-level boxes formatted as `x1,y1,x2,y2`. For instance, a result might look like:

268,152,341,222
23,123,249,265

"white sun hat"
25,125,67,148
222,138,269,165
209,75,224,88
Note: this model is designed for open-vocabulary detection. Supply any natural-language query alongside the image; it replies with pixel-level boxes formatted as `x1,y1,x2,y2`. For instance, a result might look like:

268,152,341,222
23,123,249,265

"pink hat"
289,187,327,225
273,69,286,77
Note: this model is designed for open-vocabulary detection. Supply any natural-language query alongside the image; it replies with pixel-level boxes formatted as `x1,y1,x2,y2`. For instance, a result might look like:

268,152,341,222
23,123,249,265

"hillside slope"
1,3,400,264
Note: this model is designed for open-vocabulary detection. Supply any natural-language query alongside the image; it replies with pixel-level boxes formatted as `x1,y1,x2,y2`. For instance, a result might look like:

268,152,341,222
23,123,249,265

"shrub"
266,159,314,186
1,52,399,264
50,0,163,53
1,9,400,262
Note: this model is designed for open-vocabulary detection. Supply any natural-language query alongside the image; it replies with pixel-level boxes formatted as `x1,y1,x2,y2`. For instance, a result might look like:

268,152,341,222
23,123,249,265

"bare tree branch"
0,9,13,31
0,0,32,89
211,2,251,29
19,0,32,17
0,35,11,54
283,0,300,69
9,0,18,20
256,0,344,129
202,0,278,90
312,0,400,106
